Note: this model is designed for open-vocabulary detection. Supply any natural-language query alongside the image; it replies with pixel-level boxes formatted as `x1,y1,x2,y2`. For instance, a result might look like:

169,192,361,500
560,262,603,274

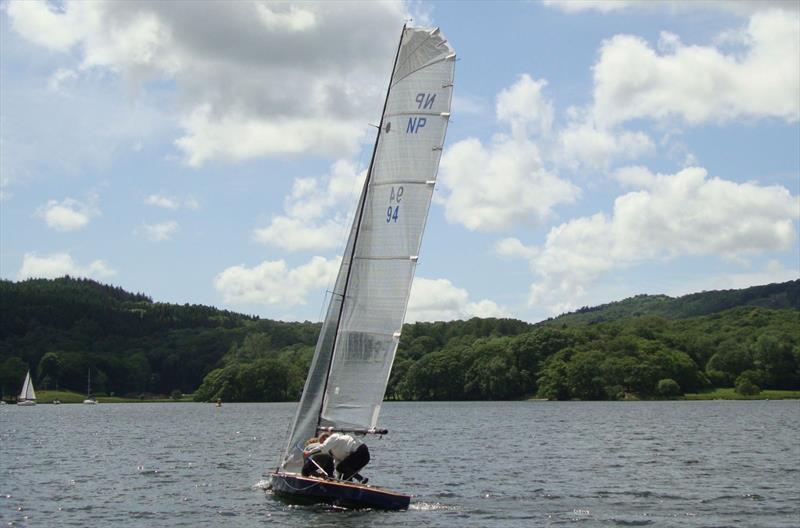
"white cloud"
144,194,200,210
406,277,509,322
590,11,800,127
47,68,78,92
138,221,179,241
507,166,798,313
254,3,317,32
18,252,116,280
175,106,365,167
7,1,407,165
543,0,637,13
145,194,179,209
253,159,364,251
2,69,167,191
496,74,553,137
495,237,539,260
542,7,798,172
543,1,799,16
214,256,340,307
253,217,345,253
6,1,87,51
558,120,654,171
439,75,580,232
36,198,97,231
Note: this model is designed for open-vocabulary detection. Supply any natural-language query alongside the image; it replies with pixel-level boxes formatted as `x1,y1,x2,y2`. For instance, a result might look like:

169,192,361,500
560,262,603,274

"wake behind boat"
267,24,455,511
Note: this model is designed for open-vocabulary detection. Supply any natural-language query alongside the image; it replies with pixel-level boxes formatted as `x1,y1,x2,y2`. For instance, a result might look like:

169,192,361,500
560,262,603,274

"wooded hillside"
1,277,797,401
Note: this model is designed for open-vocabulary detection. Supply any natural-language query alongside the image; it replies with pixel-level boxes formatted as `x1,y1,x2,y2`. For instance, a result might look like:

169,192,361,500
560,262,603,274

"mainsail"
19,371,36,401
280,26,455,472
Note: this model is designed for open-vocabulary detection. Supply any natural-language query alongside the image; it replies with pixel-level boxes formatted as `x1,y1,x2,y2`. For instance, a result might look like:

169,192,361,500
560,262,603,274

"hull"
268,472,410,510
17,400,36,406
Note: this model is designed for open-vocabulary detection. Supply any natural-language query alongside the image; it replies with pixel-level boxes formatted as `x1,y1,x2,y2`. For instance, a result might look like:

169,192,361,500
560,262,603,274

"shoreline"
5,387,798,405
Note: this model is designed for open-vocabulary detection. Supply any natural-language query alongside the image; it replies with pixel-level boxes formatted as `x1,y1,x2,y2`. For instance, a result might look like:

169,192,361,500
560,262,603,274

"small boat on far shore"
83,369,98,404
17,370,37,406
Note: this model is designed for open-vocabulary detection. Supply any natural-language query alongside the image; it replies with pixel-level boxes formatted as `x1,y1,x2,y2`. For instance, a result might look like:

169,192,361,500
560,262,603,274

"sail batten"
280,25,455,473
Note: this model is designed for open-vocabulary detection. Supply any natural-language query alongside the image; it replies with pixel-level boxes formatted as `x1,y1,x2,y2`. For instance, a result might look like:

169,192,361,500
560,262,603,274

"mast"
315,25,407,431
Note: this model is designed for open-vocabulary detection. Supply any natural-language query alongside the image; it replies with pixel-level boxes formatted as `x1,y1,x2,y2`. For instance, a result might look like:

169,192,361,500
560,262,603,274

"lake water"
1,401,798,527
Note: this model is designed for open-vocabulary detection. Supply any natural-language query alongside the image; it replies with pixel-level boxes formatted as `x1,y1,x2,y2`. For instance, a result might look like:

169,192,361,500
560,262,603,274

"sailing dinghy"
268,24,455,510
83,369,98,404
17,370,36,406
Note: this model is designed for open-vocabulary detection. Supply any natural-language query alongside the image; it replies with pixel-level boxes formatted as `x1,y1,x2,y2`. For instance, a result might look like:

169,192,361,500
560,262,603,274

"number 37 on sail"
267,25,455,510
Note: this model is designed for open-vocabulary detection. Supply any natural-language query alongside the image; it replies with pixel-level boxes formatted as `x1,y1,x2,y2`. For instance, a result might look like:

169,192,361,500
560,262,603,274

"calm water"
1,401,798,527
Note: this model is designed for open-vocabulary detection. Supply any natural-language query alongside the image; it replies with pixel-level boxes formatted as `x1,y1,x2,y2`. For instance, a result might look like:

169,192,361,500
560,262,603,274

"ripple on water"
2,401,799,527
611,519,654,526
409,501,458,512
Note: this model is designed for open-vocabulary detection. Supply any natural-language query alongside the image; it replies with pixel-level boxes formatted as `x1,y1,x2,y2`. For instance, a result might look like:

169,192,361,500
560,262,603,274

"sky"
0,0,798,324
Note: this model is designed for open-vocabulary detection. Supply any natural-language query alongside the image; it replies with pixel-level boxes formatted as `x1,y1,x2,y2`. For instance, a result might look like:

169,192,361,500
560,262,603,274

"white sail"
281,26,455,472
19,371,36,401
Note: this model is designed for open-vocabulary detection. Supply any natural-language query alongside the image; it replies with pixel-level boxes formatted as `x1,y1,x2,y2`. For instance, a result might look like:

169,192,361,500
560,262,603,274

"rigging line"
316,24,407,431
314,119,371,326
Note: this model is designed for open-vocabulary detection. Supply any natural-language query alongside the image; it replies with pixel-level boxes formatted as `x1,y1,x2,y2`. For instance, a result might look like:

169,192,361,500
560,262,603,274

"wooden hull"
268,472,410,510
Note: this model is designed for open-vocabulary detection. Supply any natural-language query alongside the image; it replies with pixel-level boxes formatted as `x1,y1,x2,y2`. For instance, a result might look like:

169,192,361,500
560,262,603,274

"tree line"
1,277,797,401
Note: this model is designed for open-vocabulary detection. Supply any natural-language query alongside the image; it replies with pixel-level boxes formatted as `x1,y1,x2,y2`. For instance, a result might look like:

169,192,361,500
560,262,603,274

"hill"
0,277,319,399
541,280,799,326
1,277,797,402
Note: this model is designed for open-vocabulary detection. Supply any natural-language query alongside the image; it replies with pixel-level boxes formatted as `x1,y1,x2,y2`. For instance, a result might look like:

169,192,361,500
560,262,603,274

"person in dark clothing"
301,437,335,478
335,443,370,482
302,452,335,478
306,432,370,483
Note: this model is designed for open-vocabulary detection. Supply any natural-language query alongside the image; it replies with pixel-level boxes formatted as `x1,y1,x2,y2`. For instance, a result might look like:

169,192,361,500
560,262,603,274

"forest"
1,277,797,402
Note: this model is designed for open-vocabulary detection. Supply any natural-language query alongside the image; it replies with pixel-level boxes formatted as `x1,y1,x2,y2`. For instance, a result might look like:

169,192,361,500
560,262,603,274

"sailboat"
268,25,455,510
17,370,36,406
83,369,98,404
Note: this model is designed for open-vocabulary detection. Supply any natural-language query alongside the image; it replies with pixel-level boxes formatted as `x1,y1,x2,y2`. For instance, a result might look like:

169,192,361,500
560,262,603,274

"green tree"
706,346,753,386
753,334,799,389
735,374,760,396
465,345,523,399
656,378,681,397
0,357,28,398
565,350,607,400
37,352,62,389
536,353,571,400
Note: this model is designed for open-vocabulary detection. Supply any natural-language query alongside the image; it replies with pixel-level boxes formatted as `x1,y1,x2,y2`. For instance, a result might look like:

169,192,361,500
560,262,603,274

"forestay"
280,26,455,472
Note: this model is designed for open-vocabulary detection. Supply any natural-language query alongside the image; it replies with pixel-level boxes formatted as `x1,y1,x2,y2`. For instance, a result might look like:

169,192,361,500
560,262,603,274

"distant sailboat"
17,370,36,406
268,24,455,510
83,369,98,405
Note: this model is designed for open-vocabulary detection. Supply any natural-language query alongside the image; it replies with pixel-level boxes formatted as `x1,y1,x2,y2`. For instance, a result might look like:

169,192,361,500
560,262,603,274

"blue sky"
1,0,798,323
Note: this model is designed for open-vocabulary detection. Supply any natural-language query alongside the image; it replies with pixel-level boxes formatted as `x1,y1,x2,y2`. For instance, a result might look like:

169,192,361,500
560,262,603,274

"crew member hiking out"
306,432,370,484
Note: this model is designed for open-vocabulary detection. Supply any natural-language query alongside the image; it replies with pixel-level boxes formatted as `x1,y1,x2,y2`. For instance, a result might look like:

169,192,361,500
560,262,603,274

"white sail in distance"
280,26,455,472
19,371,36,401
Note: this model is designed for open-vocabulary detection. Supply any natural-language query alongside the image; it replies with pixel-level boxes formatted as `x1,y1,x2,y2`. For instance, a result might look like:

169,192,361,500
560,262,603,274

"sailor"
308,432,370,484
301,437,334,478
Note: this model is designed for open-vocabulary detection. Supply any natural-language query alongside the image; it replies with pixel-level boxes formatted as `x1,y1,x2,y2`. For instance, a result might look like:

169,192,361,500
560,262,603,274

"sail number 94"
386,185,403,223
